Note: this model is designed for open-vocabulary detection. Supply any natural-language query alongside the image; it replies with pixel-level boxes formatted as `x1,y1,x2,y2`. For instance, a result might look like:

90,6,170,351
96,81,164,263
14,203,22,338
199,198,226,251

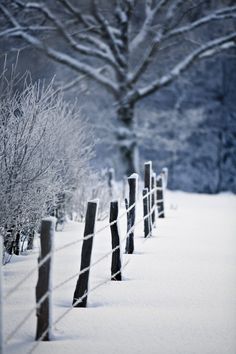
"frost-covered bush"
71,170,113,222
0,63,93,260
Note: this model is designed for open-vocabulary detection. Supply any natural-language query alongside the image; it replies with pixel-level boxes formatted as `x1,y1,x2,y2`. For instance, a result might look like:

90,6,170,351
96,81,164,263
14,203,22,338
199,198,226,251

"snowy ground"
3,191,236,354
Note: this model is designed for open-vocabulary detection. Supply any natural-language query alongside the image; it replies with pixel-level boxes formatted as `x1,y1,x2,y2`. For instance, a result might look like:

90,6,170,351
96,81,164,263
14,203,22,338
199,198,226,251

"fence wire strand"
5,183,162,299
5,290,50,343
4,177,166,349
26,259,131,354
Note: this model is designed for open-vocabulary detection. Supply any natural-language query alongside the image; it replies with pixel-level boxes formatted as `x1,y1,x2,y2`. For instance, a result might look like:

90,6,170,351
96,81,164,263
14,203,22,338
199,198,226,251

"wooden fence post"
144,161,152,235
144,161,152,192
110,201,122,281
72,200,98,307
0,236,4,354
162,167,168,190
14,231,20,256
35,217,55,341
125,197,131,243
122,176,127,200
125,174,138,254
108,168,115,198
143,188,150,238
151,173,156,227
156,175,165,218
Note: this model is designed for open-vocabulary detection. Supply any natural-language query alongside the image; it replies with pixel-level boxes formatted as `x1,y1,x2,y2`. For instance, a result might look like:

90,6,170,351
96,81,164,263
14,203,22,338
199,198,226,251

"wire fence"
1,162,168,354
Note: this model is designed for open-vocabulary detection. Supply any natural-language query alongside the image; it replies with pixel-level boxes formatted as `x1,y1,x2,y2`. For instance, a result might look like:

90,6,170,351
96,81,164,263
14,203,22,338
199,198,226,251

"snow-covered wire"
5,207,137,342
5,252,52,299
50,184,159,259
5,180,165,348
26,259,131,354
5,232,96,299
6,221,134,343
53,221,132,292
5,290,50,343
48,189,161,299
54,259,130,326
5,183,163,300
92,183,160,237
7,243,123,343
54,233,90,253
156,187,163,191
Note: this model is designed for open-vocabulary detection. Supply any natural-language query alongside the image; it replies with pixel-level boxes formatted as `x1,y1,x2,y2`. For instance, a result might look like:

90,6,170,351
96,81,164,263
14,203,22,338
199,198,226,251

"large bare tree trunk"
113,1,139,176
116,102,139,176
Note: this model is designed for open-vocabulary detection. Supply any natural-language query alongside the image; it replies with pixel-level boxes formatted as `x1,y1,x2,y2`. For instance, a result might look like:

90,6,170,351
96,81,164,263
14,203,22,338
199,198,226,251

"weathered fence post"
151,173,156,227
144,161,152,193
0,236,4,354
72,200,98,307
143,188,150,238
125,174,138,254
125,197,131,242
110,201,122,281
122,176,127,200
156,175,165,218
162,167,168,190
27,229,35,250
35,217,55,341
108,168,115,198
144,161,152,236
14,231,20,256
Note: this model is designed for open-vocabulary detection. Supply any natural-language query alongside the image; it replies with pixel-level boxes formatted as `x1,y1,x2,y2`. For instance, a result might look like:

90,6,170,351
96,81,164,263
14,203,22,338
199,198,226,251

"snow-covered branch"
128,33,161,84
0,27,54,38
129,1,236,84
50,0,94,30
0,4,119,95
130,0,168,52
164,6,236,41
17,2,121,70
165,0,186,22
92,0,127,68
129,32,236,103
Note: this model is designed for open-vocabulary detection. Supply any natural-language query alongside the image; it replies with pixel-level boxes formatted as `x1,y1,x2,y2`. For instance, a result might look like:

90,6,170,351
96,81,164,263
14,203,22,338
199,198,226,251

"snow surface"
3,191,236,354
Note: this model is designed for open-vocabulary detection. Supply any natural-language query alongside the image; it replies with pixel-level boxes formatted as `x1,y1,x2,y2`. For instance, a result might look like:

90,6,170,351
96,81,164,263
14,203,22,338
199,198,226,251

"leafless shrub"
71,170,112,222
0,60,93,259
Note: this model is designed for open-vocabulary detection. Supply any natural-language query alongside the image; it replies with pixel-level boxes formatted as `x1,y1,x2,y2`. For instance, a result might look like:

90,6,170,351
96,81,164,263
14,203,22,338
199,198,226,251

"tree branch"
92,0,126,68
164,6,236,41
130,0,168,52
19,2,121,70
165,0,185,22
128,33,161,84
129,32,236,103
54,0,93,29
129,5,236,84
0,4,119,95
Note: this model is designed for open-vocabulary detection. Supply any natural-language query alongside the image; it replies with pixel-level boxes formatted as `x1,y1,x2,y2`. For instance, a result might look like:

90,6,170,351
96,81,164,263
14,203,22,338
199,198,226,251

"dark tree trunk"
116,103,139,176
115,3,139,177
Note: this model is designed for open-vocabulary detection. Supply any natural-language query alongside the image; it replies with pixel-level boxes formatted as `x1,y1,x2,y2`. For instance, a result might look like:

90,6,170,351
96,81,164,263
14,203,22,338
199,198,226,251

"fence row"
0,161,169,354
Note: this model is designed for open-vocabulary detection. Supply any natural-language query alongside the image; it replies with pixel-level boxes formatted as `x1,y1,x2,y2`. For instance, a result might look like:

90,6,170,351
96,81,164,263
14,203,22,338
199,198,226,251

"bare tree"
0,0,235,175
0,60,93,259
